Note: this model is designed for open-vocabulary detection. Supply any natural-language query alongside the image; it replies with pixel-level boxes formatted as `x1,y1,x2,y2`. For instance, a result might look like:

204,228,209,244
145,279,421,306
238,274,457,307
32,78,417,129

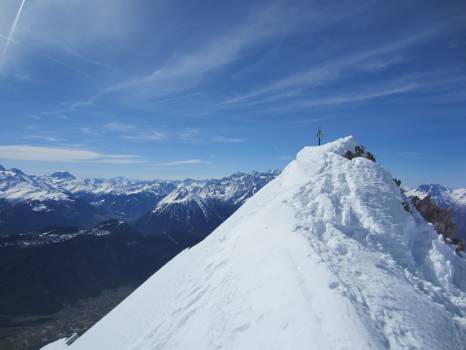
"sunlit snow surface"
0,169,70,203
43,136,466,350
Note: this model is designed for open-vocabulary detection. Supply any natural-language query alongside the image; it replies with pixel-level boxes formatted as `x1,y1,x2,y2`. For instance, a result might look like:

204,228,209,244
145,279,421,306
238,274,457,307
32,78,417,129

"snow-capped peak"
43,137,466,350
298,135,357,159
0,164,5,171
156,187,204,206
50,171,76,181
417,183,451,193
406,183,466,240
153,186,208,216
0,165,70,203
407,184,466,208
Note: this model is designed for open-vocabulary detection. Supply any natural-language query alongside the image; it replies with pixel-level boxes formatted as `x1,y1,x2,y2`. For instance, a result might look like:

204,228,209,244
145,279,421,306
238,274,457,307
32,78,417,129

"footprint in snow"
232,322,250,333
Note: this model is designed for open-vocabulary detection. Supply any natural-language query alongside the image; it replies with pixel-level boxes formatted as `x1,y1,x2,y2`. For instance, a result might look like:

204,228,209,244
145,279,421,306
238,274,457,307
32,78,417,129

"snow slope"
43,137,466,350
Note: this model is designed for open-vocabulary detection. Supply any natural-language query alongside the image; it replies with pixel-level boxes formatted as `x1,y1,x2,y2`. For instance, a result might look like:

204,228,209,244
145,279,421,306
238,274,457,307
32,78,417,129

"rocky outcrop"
411,195,463,252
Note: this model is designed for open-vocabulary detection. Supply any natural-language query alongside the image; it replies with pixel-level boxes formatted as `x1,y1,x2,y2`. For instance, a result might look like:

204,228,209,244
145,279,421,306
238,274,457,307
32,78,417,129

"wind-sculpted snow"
289,144,466,349
42,136,466,350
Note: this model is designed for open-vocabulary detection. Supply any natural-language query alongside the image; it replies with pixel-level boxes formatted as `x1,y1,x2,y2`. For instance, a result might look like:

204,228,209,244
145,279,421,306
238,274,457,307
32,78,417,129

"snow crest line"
291,151,466,349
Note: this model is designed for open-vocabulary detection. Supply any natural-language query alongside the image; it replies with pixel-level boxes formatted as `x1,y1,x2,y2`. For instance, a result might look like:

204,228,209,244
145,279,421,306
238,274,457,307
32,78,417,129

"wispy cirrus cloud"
40,99,96,118
295,82,420,109
122,131,166,142
212,136,247,144
23,135,67,143
0,145,142,164
103,122,136,132
32,2,372,115
79,127,101,136
157,159,210,166
223,32,437,108
148,92,201,106
264,72,466,112
103,121,166,142
177,128,202,142
80,4,306,107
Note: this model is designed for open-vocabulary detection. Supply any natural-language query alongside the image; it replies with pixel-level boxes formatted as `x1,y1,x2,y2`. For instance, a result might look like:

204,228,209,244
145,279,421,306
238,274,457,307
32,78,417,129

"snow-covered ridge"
41,173,178,196
133,171,279,235
0,167,71,203
407,184,466,240
0,164,278,204
153,171,279,211
43,136,466,350
0,164,279,227
407,184,466,207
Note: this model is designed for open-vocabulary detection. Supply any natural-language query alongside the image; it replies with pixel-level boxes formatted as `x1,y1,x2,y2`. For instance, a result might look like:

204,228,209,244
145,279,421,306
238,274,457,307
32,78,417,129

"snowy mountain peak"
407,184,466,207
11,167,25,176
298,135,357,160
0,166,70,204
153,187,208,215
44,136,466,350
407,183,466,240
417,183,451,193
50,171,76,181
0,164,5,171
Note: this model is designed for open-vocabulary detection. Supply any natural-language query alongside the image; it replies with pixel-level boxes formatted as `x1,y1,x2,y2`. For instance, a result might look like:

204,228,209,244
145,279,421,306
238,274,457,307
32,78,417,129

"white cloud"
223,31,440,107
0,145,142,163
122,131,166,142
149,92,201,106
104,6,299,101
301,83,420,107
178,128,202,142
158,159,209,166
101,122,166,142
103,122,136,132
23,135,66,142
79,127,101,136
267,72,466,112
212,136,247,144
264,81,420,113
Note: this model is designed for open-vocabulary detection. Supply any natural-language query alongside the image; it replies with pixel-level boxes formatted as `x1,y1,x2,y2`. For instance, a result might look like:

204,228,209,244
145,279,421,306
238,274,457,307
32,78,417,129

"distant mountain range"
407,184,466,239
0,167,100,234
0,164,279,236
0,166,279,350
135,171,277,236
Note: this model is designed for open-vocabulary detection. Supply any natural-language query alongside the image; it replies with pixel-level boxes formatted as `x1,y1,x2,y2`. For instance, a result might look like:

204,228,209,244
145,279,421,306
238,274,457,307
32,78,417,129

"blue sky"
0,0,465,186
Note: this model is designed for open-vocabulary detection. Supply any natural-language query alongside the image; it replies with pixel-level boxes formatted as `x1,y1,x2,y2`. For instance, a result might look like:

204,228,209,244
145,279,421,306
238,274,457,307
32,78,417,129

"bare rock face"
406,184,466,241
411,195,463,251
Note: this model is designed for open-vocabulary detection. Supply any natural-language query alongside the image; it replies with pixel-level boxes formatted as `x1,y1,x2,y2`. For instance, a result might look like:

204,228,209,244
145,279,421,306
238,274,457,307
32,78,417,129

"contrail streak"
0,34,94,80
1,0,27,62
